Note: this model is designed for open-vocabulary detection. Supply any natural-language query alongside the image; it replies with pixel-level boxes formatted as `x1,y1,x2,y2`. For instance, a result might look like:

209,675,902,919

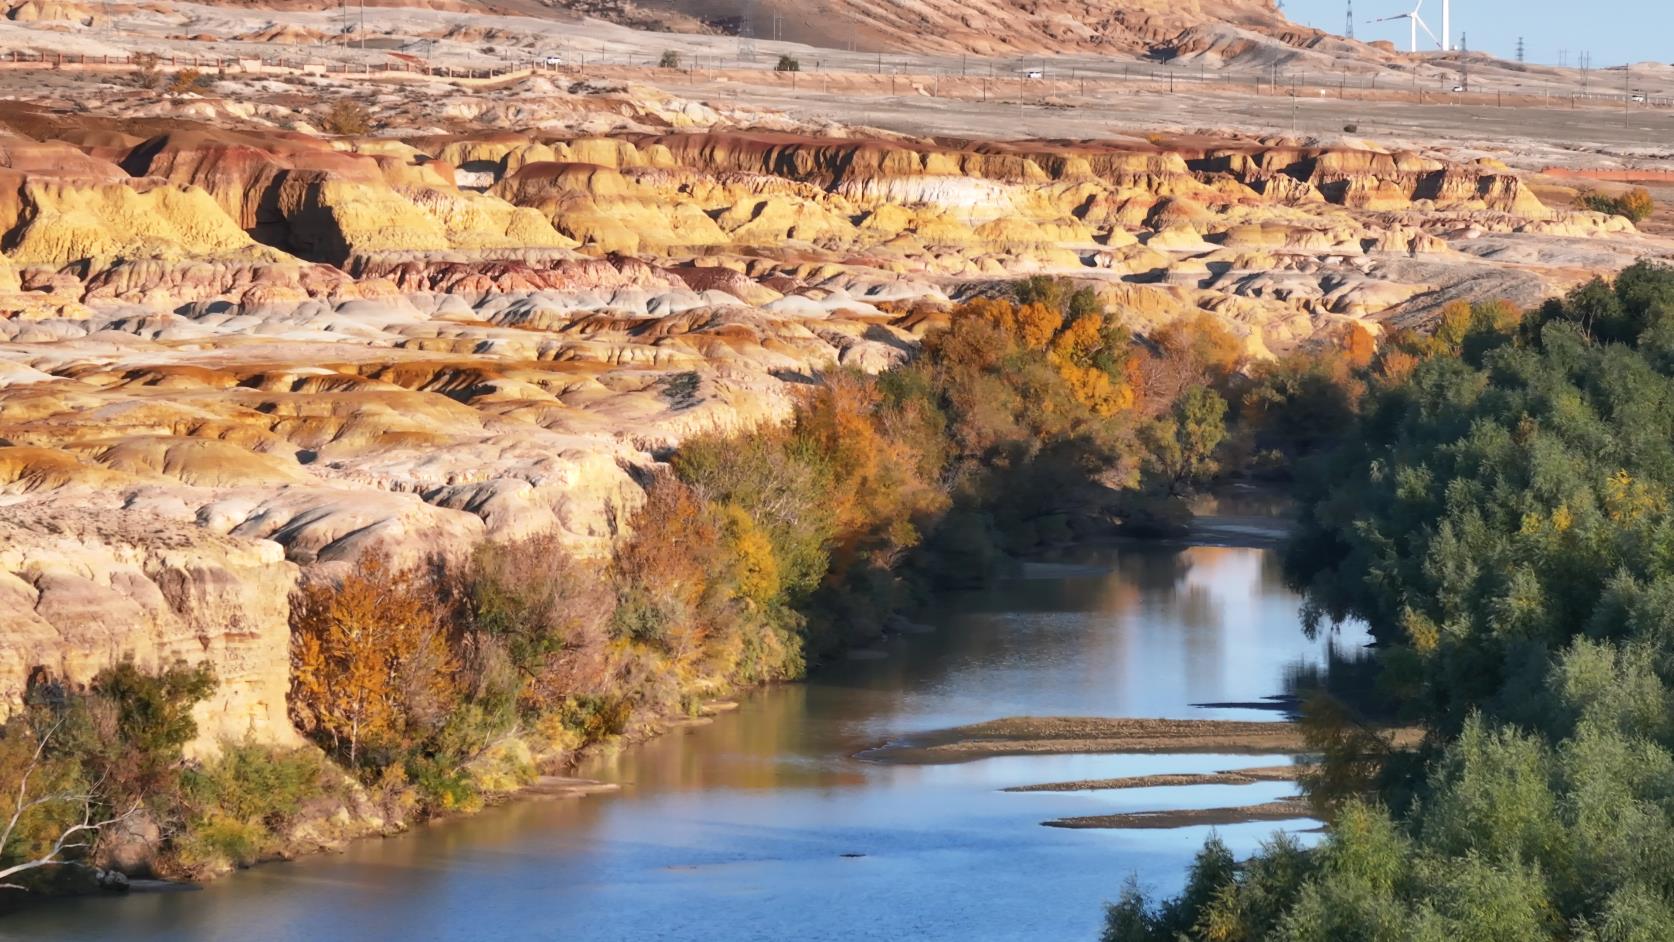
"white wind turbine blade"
1411,12,1440,48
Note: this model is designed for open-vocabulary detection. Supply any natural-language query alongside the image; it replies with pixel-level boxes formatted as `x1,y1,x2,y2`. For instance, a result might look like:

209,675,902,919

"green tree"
1142,386,1227,495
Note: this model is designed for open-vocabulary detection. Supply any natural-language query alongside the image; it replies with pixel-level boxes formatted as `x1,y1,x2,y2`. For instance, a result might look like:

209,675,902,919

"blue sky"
1278,0,1670,66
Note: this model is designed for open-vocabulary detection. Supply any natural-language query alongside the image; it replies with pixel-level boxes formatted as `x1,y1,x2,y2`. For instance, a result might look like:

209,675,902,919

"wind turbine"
1376,0,1442,53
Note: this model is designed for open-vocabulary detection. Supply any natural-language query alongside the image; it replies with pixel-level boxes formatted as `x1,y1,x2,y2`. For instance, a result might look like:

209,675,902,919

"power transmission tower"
738,0,758,61
1345,0,1355,39
1516,37,1524,63
1558,49,1568,67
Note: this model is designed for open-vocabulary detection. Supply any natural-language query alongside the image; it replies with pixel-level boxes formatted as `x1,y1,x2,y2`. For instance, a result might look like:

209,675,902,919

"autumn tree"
1132,311,1244,415
291,556,457,768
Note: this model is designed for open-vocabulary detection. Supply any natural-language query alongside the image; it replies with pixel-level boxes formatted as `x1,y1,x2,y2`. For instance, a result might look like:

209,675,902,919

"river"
5,530,1369,942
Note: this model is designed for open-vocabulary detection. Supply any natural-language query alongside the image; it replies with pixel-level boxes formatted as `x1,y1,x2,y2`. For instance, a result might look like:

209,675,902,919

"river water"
5,535,1369,942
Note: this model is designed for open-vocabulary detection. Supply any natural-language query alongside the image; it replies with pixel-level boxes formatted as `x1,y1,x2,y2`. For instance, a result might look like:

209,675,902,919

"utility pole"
738,0,757,62
1345,0,1354,40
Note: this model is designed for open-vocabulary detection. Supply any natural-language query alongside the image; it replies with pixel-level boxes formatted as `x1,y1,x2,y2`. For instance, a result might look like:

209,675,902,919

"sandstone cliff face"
0,507,301,755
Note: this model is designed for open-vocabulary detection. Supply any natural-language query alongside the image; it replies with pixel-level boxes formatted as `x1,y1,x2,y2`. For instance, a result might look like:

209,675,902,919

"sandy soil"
1044,798,1316,829
863,717,1330,764
1004,764,1300,793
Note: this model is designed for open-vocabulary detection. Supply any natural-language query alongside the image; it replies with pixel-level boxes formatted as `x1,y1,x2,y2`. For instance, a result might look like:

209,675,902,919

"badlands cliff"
0,61,1667,748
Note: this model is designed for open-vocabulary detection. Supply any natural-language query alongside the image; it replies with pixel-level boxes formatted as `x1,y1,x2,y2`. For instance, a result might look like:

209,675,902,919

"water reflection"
6,542,1367,942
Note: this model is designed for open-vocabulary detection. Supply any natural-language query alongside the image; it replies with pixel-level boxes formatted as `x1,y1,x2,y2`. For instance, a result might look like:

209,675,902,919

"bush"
86,660,217,797
659,50,681,69
322,98,372,136
173,814,264,872
1581,187,1655,223
133,53,161,90
182,741,326,832
775,54,801,73
661,369,700,406
164,68,213,96
404,755,480,814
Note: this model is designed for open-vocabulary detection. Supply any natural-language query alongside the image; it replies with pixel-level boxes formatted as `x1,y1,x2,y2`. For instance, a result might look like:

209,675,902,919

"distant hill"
528,0,1398,62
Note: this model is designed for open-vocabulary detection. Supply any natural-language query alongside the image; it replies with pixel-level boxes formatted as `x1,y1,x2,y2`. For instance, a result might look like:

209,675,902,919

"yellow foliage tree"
794,372,948,567
721,504,781,607
291,556,457,767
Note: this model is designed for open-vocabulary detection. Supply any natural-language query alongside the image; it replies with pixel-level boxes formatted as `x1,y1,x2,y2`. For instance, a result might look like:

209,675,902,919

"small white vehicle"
1451,84,1465,92
1022,68,1044,80
1632,94,1648,103
544,55,563,67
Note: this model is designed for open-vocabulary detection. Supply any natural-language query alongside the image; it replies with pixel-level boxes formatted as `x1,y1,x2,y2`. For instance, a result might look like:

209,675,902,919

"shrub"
85,660,217,797
322,98,373,136
403,755,480,814
164,68,213,96
173,814,264,872
133,53,161,90
775,54,801,73
661,369,700,406
659,50,681,69
182,741,326,832
467,535,610,712
1581,187,1655,223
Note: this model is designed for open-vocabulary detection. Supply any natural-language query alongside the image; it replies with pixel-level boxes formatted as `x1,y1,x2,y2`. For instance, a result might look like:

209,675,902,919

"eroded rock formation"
0,75,1665,748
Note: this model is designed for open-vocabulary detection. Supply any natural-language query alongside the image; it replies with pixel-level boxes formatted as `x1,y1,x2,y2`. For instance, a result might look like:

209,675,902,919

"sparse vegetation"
775,54,801,73
321,99,373,136
659,50,681,69
164,68,214,97
1581,186,1655,223
132,53,161,90
660,369,701,406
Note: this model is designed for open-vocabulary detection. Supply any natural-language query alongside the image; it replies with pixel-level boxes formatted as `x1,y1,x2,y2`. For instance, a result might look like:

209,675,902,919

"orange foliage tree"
291,556,458,767
1135,311,1246,412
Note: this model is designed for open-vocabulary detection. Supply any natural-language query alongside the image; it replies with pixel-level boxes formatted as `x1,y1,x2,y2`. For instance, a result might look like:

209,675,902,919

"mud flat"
862,717,1322,764
1044,798,1316,830
1004,764,1300,792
